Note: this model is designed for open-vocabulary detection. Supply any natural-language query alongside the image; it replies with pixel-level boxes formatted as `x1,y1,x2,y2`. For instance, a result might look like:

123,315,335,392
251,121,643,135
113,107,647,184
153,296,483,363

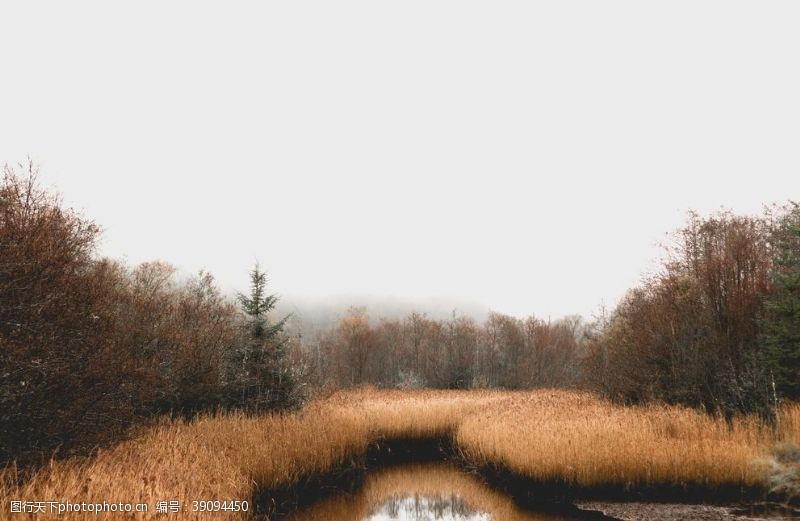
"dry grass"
0,409,366,520
456,390,780,488
779,402,800,445
2,389,798,519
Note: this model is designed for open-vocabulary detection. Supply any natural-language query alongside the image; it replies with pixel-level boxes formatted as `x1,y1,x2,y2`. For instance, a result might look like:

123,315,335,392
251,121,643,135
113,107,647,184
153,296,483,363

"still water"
284,463,593,521
365,495,490,521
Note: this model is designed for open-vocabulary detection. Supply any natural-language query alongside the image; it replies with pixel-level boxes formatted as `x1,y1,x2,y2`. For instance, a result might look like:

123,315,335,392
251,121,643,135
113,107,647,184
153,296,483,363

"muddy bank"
253,435,785,520
578,501,800,521
472,461,766,505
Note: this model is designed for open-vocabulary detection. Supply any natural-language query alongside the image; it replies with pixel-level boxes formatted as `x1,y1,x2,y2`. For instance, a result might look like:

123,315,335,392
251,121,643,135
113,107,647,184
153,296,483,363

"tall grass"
456,390,778,488
2,390,797,519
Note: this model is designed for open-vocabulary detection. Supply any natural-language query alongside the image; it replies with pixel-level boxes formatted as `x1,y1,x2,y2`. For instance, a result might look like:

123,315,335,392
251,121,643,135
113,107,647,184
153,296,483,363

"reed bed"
779,402,800,444
0,408,368,520
455,390,785,489
1,389,797,520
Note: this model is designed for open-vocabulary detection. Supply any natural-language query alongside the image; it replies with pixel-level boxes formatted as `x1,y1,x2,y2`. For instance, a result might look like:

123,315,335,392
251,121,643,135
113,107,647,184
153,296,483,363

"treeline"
584,206,800,417
304,309,584,390
0,164,301,465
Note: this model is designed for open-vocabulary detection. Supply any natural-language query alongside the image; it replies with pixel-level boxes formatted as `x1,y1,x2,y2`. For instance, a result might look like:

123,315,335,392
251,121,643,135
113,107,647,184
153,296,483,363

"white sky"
1,1,798,319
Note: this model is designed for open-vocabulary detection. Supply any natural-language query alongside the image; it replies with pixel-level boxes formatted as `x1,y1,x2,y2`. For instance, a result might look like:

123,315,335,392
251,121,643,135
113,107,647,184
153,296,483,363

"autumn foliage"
310,308,584,390
0,163,292,466
584,207,800,416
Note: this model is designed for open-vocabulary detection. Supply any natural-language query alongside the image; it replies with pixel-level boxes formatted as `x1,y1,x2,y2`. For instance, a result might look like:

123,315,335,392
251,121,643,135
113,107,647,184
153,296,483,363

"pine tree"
237,265,287,343
763,204,800,400
229,264,292,410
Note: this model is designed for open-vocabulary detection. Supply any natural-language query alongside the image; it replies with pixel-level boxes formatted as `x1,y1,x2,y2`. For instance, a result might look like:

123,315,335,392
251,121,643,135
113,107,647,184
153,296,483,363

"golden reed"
2,389,798,519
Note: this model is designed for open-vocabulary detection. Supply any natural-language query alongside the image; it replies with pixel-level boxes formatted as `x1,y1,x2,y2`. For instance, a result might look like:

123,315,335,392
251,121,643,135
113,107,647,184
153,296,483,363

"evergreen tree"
237,265,287,343
763,204,800,400
229,264,292,410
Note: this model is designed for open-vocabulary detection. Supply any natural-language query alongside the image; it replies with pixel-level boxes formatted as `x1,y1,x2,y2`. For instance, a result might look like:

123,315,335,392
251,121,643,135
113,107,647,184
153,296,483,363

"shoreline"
254,435,782,520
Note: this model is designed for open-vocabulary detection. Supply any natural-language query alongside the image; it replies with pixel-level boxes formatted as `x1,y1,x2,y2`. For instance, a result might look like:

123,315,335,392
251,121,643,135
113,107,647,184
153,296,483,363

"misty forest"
1,161,799,521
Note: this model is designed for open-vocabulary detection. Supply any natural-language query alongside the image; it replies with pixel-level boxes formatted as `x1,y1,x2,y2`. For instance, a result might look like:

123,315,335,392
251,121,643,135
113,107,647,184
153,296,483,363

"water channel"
280,462,800,521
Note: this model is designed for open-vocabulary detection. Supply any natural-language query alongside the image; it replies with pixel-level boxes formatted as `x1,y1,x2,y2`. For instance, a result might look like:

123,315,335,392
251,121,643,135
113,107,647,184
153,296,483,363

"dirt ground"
577,501,800,521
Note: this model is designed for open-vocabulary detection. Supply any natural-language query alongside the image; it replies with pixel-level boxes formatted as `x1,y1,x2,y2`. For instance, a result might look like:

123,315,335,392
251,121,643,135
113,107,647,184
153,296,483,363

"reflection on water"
285,463,586,521
365,494,490,521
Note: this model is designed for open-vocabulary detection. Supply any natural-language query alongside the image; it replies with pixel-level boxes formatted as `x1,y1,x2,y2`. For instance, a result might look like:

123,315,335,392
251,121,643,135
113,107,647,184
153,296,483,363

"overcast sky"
2,1,798,319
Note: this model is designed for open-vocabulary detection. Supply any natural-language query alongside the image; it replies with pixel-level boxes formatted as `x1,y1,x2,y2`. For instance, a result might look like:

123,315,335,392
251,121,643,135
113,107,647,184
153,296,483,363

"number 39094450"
192,500,249,512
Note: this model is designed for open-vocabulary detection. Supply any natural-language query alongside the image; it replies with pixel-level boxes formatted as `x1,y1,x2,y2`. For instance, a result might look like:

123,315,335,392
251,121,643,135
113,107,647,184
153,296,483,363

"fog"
2,1,799,320
276,294,492,340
